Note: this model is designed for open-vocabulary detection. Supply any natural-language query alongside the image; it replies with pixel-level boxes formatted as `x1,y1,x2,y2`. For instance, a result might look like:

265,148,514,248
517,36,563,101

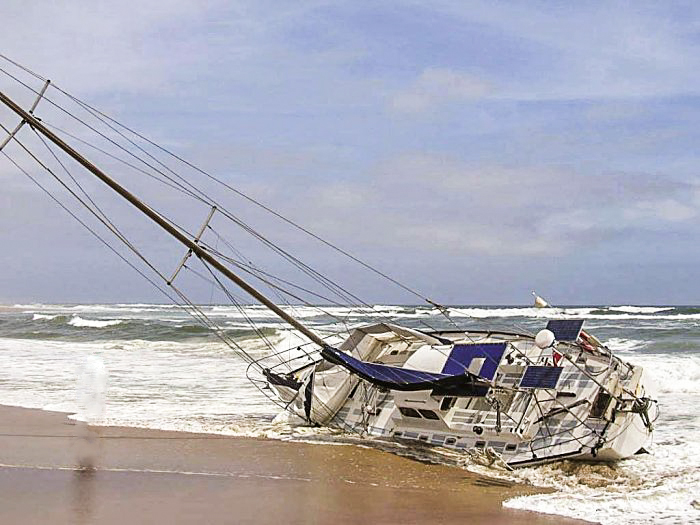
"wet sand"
0,405,592,524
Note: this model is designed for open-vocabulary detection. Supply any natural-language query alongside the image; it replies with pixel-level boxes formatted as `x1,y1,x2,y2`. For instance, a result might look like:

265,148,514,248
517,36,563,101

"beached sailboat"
0,57,659,468
260,317,657,466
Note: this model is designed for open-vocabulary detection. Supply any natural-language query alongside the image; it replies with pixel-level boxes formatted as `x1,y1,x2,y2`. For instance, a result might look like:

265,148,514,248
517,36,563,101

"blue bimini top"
321,345,491,396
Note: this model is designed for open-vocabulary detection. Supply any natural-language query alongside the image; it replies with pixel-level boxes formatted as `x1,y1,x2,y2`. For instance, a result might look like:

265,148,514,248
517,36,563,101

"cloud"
279,153,700,258
627,199,698,223
2,1,700,303
400,1,700,101
1,0,229,96
391,68,492,113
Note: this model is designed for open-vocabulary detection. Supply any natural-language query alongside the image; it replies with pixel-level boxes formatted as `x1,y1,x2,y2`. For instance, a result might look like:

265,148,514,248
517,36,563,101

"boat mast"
0,90,327,348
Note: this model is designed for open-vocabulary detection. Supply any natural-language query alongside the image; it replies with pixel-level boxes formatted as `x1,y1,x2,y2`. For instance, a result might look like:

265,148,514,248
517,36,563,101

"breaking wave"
68,316,124,328
2,302,700,524
609,306,675,314
604,338,649,352
32,314,60,321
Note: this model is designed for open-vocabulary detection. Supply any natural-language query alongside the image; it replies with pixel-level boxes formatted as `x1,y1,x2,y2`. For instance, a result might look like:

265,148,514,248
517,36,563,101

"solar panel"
546,319,584,341
442,342,507,379
520,366,563,389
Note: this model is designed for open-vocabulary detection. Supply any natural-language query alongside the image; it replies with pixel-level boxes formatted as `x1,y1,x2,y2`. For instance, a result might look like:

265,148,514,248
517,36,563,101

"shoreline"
0,404,593,524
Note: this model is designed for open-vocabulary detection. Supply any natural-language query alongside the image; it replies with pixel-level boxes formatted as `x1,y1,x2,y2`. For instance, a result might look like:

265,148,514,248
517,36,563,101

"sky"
1,1,699,305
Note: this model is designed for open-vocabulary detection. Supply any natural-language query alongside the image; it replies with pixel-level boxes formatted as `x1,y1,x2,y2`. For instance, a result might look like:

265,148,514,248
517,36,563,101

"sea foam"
2,303,699,525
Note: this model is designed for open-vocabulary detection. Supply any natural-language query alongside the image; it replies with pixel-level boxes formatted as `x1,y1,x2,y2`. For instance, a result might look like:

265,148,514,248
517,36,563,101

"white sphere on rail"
535,329,556,349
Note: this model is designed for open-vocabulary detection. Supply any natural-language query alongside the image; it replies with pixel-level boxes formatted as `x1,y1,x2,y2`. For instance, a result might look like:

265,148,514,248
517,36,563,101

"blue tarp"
321,346,489,396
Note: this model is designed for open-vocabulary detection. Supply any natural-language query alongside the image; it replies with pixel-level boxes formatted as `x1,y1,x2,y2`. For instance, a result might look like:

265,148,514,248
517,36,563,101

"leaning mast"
0,90,327,349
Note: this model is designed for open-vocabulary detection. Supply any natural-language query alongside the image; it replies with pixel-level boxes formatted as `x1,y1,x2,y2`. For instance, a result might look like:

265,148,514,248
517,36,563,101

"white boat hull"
263,323,658,467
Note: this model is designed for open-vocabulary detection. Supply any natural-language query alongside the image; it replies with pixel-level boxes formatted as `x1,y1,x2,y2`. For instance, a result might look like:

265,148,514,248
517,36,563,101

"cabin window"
590,391,612,419
475,440,486,449
444,437,457,446
505,444,517,452
440,396,456,411
399,407,422,418
418,409,440,420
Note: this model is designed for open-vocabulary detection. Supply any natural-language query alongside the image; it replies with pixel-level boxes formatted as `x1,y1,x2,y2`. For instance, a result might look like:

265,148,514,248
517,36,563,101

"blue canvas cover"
321,346,489,396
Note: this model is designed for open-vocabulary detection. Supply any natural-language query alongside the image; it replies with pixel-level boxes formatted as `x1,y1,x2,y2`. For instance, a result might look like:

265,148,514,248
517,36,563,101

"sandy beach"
0,405,594,525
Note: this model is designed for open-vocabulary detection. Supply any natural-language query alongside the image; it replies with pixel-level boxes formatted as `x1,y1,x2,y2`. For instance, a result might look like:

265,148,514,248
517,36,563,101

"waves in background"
0,303,698,524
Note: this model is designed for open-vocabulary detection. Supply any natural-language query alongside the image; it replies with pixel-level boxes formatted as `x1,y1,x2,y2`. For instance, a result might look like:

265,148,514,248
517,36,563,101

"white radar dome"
535,329,555,349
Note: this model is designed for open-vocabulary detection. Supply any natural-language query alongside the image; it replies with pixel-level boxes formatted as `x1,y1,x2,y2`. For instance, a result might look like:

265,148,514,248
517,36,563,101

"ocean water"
0,303,698,524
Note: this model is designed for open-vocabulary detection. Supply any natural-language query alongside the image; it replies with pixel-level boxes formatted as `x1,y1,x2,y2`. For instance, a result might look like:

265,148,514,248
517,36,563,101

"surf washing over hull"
261,318,657,468
0,304,696,524
1,57,693,524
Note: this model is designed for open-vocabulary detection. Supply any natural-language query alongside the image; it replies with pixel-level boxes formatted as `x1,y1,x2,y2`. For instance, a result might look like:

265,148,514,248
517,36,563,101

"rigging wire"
0,61,450,335
0,54,652,465
0,120,182,286
195,261,281,354
1,54,545,351
0,79,369,350
0,64,211,205
207,227,348,307
2,56,554,397
0,122,262,367
0,64,379,318
40,120,208,199
68,100,449,330
0,52,440,307
4,121,513,395
61,90,435,305
0,149,180,309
